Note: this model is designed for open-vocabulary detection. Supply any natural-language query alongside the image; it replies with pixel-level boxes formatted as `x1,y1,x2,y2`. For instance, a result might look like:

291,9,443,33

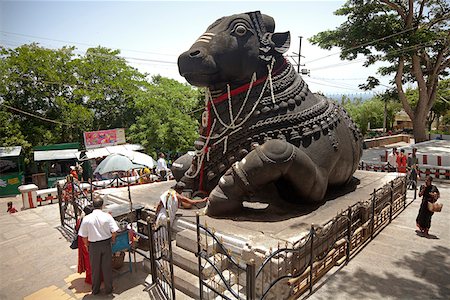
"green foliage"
128,76,203,157
0,44,203,166
73,47,148,130
343,94,402,134
310,0,450,142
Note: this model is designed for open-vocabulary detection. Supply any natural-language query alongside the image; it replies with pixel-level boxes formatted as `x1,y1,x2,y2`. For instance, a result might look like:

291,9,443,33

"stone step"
176,228,218,255
171,240,229,277
172,264,238,299
144,273,194,300
172,264,216,299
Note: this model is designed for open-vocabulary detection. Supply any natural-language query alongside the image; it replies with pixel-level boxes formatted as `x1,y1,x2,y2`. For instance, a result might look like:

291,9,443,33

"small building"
0,146,24,196
33,143,80,189
393,110,413,131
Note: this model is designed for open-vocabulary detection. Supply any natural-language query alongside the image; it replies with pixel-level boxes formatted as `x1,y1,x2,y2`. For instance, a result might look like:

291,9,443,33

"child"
7,201,18,214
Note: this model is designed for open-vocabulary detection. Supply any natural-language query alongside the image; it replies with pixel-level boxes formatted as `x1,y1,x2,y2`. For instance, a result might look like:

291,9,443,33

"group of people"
387,147,419,189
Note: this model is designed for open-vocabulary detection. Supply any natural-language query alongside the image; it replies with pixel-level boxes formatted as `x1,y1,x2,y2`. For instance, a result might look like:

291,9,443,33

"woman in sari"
416,176,439,236
77,205,94,284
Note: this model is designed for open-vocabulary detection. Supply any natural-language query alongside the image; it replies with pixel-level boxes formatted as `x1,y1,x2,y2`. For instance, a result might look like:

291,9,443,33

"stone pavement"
307,183,450,300
0,179,448,299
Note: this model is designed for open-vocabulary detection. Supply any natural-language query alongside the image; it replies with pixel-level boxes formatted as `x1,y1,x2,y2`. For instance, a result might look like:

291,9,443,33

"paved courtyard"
0,178,448,299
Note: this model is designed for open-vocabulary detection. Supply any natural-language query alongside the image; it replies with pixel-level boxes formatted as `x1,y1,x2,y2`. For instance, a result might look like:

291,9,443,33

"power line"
303,14,450,65
0,30,178,57
308,40,438,71
304,78,363,92
1,103,72,126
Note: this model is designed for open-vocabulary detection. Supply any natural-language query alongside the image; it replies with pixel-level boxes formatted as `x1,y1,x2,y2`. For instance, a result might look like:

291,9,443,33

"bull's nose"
189,49,204,58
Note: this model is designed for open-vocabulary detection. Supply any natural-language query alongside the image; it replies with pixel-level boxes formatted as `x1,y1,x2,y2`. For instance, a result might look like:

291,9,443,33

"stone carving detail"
173,11,363,216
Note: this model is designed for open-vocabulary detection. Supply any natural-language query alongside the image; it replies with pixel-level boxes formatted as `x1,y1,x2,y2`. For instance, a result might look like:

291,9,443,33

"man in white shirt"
156,153,169,180
78,199,119,295
387,147,398,172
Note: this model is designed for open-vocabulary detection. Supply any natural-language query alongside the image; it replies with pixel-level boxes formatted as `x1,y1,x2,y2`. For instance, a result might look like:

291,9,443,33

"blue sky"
1,1,393,96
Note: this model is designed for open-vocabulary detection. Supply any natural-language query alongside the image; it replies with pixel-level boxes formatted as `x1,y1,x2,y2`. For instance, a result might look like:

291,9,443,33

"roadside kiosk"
0,146,24,196
33,143,80,189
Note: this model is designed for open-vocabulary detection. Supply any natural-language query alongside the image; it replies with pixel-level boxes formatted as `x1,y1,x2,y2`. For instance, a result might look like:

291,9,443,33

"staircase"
144,217,249,299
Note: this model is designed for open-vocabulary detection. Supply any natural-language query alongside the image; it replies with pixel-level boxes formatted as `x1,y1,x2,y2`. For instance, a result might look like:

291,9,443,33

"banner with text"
83,128,126,149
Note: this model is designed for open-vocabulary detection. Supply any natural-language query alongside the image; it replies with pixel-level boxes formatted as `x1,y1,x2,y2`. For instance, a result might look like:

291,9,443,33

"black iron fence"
195,176,407,299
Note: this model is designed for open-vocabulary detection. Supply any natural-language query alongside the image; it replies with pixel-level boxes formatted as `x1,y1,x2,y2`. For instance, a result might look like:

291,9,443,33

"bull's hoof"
206,187,243,216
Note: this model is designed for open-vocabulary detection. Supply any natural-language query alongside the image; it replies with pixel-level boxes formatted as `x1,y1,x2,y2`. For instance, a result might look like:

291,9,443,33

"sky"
0,0,395,97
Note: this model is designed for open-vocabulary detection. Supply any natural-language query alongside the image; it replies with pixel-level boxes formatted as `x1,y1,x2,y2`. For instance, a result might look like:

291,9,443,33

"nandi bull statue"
172,11,363,217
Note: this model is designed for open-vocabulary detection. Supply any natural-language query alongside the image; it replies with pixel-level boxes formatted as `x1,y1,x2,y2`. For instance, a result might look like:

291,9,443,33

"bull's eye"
233,24,247,36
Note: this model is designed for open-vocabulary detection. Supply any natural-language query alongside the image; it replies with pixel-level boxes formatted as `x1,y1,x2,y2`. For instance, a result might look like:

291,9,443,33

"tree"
343,95,402,134
73,47,149,130
128,75,203,157
1,43,203,165
310,0,450,142
0,44,81,146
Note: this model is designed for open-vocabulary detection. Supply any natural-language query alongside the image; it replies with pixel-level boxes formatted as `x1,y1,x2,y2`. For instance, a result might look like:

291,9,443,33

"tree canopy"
128,75,203,158
310,0,450,142
0,44,203,164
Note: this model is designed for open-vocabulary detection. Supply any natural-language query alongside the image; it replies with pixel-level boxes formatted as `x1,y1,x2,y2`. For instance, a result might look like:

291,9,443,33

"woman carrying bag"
416,176,441,236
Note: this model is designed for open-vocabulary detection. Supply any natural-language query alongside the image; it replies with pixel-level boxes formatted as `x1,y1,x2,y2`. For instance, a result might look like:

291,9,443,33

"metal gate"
57,178,92,232
148,219,176,300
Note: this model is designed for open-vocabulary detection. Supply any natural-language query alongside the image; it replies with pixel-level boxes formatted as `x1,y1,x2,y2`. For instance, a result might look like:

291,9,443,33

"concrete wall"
364,134,411,149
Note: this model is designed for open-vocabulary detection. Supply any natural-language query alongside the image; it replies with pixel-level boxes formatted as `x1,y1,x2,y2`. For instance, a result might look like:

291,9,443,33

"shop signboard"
83,128,126,149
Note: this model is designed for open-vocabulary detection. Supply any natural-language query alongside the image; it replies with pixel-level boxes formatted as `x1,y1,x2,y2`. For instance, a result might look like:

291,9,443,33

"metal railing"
195,176,407,299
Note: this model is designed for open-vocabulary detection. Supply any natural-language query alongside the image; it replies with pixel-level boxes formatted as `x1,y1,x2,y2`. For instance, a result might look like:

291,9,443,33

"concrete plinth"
99,170,401,250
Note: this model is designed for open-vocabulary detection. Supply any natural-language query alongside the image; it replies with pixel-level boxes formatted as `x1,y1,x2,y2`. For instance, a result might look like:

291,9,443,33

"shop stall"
0,146,24,196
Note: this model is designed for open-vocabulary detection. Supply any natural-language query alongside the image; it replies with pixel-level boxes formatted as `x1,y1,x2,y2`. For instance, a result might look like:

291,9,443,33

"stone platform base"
100,170,401,250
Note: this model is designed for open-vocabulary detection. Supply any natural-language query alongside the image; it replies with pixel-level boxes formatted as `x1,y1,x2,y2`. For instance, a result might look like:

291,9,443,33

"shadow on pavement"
307,244,450,299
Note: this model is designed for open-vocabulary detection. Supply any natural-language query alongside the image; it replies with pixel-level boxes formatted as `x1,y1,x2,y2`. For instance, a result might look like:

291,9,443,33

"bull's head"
178,11,290,90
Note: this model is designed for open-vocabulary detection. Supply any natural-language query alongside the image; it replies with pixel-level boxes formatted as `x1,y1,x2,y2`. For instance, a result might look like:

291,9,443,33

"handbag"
70,236,78,249
427,201,443,212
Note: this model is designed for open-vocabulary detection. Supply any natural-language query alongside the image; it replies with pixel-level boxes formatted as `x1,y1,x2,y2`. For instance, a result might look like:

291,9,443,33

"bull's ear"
271,31,290,54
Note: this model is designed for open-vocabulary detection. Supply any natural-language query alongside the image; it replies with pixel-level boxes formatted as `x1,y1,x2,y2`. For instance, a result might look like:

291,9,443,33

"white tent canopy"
34,149,79,161
0,146,22,158
79,144,144,160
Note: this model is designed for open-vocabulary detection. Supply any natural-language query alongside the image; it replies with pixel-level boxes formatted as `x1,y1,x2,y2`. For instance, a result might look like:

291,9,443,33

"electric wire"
303,14,450,65
1,103,72,126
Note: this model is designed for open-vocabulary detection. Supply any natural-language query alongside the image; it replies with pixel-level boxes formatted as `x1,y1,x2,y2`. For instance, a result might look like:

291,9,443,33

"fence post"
90,173,93,203
309,225,315,294
72,180,78,222
57,184,64,227
147,217,158,285
196,213,204,300
403,177,407,209
246,259,256,300
413,180,417,200
371,189,376,240
167,219,175,300
389,181,394,223
346,207,352,264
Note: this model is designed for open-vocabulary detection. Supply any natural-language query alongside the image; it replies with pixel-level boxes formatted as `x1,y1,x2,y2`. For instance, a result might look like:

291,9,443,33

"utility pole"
291,36,310,76
297,36,302,73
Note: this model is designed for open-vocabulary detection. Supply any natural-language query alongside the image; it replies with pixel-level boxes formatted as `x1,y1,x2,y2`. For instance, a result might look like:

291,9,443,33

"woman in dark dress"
416,176,440,235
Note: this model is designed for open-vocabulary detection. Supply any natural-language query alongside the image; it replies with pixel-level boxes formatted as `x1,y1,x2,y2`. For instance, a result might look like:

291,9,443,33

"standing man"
387,147,398,172
78,199,119,295
407,147,419,189
156,153,169,181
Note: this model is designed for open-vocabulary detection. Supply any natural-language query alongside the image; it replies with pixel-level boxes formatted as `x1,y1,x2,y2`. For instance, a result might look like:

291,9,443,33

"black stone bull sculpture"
173,11,363,216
